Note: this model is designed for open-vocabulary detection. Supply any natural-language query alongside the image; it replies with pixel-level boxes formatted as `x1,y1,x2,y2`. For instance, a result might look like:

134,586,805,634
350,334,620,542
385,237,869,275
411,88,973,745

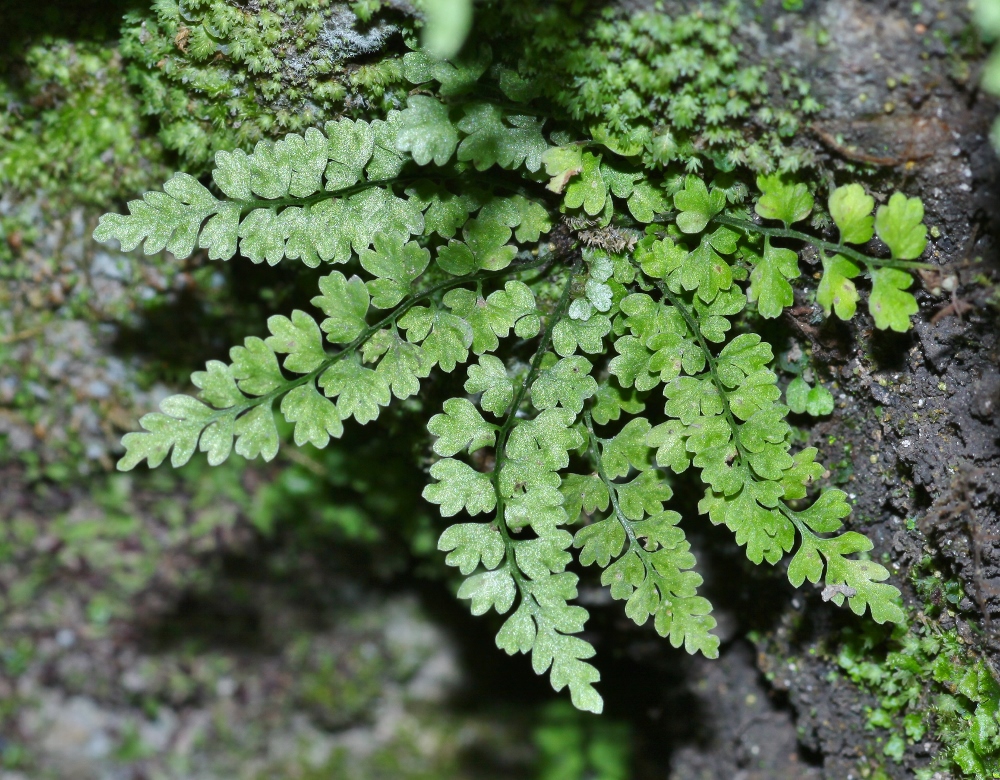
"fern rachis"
94,51,931,713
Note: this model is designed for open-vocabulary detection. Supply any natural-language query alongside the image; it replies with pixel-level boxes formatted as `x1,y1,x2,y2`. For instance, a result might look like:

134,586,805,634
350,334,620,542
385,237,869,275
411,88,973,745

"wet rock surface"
737,1,1000,778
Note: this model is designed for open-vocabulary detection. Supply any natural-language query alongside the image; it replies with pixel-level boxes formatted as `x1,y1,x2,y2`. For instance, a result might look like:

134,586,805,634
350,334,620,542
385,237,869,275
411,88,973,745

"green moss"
0,41,168,204
834,568,1000,778
490,1,821,174
288,634,389,728
278,729,465,780
119,0,414,169
0,427,436,642
534,701,631,780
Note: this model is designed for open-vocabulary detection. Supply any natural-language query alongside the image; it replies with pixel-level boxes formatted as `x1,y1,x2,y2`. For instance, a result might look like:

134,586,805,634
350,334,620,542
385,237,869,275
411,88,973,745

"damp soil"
643,0,1000,777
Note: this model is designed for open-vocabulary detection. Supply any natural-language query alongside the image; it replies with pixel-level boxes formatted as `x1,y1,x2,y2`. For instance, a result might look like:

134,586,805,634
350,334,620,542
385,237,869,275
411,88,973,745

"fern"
94,50,931,714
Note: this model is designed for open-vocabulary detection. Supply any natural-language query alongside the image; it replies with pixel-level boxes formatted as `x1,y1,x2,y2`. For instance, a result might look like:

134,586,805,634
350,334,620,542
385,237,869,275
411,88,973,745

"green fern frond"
93,67,933,713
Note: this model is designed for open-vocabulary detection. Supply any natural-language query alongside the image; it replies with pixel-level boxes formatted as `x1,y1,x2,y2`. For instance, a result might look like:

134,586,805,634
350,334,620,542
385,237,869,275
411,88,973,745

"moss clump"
119,0,413,169
835,568,1000,778
0,41,168,204
491,1,820,174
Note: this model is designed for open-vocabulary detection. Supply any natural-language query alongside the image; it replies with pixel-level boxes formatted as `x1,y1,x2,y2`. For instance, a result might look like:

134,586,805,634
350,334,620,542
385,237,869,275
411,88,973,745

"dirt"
721,0,1000,778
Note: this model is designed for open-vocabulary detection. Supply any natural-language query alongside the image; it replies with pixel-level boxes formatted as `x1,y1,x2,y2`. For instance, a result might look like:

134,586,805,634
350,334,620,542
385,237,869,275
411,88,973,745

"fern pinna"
94,52,929,714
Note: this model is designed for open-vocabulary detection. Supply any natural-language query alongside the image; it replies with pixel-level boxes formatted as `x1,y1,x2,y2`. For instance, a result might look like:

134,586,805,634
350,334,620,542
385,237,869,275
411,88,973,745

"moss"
487,1,821,174
276,727,466,780
0,41,168,204
0,204,190,472
118,0,414,170
287,631,392,728
0,405,537,776
534,701,631,780
833,565,1000,778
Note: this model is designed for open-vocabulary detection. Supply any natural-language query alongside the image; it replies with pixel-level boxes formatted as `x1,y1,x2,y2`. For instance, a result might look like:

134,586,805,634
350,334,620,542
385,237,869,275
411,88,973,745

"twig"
808,123,932,167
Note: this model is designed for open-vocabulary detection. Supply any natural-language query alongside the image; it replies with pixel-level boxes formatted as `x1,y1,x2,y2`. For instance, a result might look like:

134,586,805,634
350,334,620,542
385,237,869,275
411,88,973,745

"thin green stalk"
231,168,551,215
651,280,751,464
232,176,417,214
491,258,582,533
488,257,582,594
199,254,552,427
709,213,933,271
647,211,931,271
583,410,639,548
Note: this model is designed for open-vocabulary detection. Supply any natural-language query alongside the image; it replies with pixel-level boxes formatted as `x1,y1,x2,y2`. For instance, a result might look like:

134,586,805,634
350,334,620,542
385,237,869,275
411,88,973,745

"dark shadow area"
0,0,143,51
868,329,916,372
147,576,267,654
110,259,329,383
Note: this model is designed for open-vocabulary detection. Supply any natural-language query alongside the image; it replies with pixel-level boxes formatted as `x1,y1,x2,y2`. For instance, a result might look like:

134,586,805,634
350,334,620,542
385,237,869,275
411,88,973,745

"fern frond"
433,259,605,713
576,410,720,657
640,274,905,624
94,111,554,268
117,256,549,471
98,64,937,712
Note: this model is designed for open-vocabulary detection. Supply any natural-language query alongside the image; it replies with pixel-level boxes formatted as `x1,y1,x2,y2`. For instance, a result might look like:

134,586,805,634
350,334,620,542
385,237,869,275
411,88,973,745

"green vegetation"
2,0,985,774
0,40,167,203
785,376,834,417
534,701,630,780
504,2,822,173
835,569,1000,778
94,25,931,709
119,0,413,168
